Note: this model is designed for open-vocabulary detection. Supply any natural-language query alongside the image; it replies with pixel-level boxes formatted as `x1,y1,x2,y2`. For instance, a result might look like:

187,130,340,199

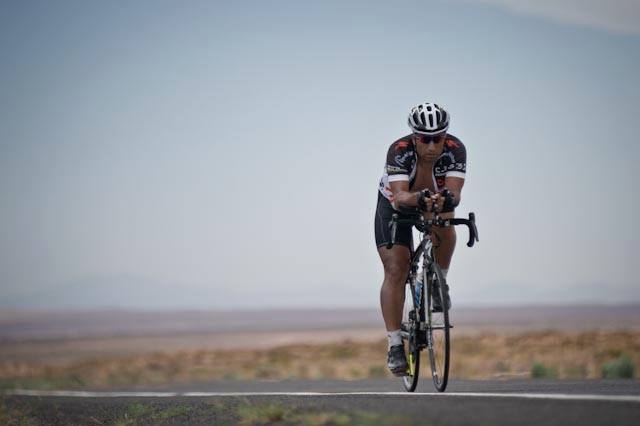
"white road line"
3,390,640,402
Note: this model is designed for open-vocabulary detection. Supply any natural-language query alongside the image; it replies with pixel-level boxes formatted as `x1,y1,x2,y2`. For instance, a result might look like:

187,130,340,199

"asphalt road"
135,378,640,394
3,380,640,425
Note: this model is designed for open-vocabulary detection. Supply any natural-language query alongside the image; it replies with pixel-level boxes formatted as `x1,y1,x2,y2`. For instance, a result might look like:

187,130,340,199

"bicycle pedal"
391,367,409,377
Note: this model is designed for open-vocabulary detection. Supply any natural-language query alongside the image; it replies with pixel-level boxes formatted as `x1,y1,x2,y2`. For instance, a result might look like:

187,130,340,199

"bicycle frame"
405,232,437,349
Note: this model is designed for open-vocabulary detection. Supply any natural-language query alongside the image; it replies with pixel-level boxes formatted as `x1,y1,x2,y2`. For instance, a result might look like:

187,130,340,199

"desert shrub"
531,362,557,379
601,355,635,379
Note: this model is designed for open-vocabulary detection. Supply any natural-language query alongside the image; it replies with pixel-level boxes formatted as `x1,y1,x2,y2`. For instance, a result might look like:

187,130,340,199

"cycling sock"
387,329,402,348
441,268,448,279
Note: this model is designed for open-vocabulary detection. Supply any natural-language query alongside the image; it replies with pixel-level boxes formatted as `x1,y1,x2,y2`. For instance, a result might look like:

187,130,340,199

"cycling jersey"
378,134,466,201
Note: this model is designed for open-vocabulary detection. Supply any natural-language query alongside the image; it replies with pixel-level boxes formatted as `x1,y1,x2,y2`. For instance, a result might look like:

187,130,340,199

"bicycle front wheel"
426,263,450,392
401,282,421,392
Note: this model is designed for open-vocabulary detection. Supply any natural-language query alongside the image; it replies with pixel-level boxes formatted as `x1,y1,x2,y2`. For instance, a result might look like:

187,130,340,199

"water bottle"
415,279,423,306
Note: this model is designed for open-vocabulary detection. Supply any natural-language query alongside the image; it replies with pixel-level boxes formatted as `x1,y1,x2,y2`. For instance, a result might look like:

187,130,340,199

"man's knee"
383,261,409,283
378,245,410,284
432,225,456,244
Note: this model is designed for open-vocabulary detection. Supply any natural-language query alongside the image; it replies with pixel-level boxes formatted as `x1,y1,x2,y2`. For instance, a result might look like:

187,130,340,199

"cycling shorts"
374,192,414,249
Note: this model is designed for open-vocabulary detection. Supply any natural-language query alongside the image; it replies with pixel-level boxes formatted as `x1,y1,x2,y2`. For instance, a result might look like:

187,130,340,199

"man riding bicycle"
375,102,466,376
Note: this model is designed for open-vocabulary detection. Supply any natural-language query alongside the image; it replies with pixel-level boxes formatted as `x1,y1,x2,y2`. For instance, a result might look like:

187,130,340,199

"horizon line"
1,302,639,314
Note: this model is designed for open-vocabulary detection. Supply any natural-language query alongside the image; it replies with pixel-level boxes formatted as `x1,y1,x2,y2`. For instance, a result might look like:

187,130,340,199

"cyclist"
375,102,466,376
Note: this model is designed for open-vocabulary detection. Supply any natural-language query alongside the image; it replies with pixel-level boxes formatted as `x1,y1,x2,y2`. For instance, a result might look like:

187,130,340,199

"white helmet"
408,102,450,135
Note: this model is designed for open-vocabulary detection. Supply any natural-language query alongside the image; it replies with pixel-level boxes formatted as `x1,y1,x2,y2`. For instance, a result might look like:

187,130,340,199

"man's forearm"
391,191,422,210
393,189,462,212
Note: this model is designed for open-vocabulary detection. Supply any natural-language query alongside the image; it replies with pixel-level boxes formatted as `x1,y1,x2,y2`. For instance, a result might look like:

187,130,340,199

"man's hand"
417,189,446,213
425,193,443,213
427,189,455,213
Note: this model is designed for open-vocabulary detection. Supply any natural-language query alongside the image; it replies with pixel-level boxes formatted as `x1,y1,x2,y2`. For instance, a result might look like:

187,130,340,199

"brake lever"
467,212,479,247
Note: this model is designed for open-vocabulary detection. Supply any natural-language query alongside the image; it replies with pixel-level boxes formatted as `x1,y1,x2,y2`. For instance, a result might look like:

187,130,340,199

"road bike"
386,211,478,392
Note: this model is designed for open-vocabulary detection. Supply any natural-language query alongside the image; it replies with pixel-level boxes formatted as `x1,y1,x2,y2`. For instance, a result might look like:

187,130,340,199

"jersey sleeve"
445,138,466,179
385,140,413,182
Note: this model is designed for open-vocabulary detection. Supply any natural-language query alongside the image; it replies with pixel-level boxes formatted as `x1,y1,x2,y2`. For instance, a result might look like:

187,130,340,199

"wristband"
440,188,457,211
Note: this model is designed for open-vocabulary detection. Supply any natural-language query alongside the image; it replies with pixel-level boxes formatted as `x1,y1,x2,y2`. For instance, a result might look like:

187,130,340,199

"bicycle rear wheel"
401,282,421,392
426,263,450,392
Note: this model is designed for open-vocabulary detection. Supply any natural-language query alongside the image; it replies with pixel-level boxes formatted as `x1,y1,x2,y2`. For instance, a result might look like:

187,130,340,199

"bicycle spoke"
402,280,421,392
427,265,450,392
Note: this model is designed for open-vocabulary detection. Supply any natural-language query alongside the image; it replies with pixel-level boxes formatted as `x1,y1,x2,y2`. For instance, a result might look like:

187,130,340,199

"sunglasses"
413,134,445,144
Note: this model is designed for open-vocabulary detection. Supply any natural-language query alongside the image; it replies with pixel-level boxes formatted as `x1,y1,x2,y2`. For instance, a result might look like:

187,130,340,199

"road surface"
3,380,640,425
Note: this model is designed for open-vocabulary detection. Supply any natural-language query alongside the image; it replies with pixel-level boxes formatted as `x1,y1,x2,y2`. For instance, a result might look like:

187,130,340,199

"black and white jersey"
378,134,467,201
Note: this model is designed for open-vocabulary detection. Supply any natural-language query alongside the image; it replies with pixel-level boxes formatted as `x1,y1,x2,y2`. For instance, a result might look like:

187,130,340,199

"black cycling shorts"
374,192,414,249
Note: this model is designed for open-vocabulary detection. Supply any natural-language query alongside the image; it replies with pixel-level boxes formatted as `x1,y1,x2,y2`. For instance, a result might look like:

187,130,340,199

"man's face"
412,132,446,161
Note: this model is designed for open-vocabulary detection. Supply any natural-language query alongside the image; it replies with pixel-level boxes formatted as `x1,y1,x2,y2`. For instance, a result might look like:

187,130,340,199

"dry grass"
451,330,639,379
1,330,638,389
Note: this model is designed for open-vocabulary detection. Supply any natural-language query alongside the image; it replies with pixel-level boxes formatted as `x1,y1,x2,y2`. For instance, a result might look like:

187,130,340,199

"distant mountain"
1,305,639,341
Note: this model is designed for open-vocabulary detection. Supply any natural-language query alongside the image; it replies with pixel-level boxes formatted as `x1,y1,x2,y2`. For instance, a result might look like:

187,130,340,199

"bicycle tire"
402,281,421,392
426,262,450,392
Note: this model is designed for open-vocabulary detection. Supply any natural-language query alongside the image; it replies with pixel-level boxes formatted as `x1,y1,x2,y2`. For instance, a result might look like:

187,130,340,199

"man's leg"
431,224,457,270
378,244,411,375
378,244,411,332
430,223,456,311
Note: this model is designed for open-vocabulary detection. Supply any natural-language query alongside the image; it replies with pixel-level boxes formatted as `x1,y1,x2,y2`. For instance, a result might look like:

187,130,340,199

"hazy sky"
1,0,639,309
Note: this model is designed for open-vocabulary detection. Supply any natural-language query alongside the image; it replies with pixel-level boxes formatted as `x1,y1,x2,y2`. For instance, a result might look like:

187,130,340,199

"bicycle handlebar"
449,213,480,247
386,212,479,249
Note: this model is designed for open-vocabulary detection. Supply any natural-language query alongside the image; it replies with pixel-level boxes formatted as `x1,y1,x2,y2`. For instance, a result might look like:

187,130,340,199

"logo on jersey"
386,165,407,174
442,152,455,163
394,151,413,165
395,140,410,151
445,138,461,149
435,163,466,174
